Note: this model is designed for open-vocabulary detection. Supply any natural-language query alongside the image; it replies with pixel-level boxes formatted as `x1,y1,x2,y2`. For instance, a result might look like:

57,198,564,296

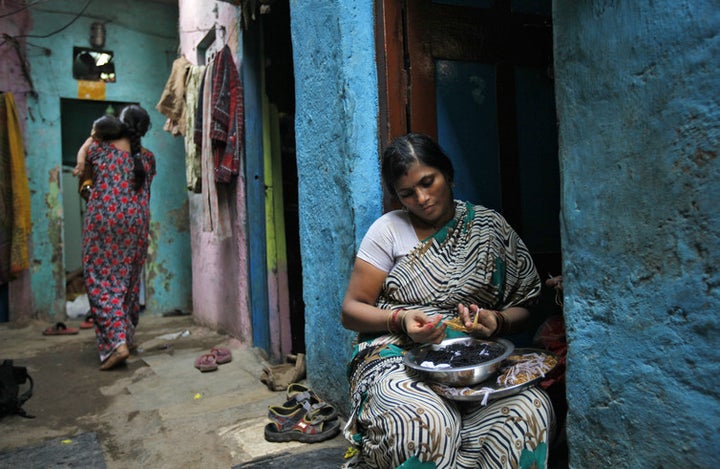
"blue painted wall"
21,0,191,317
290,0,381,411
554,1,720,466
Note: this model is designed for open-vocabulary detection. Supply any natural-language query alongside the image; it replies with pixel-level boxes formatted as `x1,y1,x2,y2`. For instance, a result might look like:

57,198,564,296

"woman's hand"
457,303,499,338
72,162,84,177
403,310,446,344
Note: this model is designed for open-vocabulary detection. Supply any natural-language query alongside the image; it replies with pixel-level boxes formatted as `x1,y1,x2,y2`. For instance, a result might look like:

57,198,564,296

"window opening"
72,46,115,82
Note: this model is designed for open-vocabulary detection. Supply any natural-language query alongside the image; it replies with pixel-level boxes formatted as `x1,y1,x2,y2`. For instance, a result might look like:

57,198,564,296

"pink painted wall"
178,1,251,341
0,1,33,320
0,1,31,122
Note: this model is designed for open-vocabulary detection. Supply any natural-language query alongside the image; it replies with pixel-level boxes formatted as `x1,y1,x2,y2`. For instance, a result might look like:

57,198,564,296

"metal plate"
426,348,559,403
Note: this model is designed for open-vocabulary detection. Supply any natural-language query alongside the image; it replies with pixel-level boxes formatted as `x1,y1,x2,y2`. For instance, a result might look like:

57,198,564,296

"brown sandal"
260,353,306,391
100,344,130,371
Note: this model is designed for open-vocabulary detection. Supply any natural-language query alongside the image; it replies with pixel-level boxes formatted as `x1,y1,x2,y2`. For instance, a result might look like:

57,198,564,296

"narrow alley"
0,315,347,468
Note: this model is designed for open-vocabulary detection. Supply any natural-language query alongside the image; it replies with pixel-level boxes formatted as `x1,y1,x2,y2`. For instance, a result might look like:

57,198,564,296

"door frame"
375,0,554,221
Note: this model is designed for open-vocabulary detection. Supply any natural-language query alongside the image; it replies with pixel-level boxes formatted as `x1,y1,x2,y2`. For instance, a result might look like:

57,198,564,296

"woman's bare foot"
100,344,130,371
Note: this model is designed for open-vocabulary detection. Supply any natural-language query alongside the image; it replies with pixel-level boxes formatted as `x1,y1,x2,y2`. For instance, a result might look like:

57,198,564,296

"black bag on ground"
0,359,34,418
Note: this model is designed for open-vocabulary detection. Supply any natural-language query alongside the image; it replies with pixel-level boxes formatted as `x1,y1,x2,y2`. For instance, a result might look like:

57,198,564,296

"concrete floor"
0,315,347,468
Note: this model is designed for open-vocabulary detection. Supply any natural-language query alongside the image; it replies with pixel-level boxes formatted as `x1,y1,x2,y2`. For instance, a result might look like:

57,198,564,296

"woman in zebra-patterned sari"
341,133,554,468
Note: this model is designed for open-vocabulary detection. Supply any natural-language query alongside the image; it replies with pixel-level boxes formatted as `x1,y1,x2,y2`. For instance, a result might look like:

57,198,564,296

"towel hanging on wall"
0,92,32,283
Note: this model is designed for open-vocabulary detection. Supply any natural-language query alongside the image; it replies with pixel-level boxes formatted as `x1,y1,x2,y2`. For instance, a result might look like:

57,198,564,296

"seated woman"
341,133,554,468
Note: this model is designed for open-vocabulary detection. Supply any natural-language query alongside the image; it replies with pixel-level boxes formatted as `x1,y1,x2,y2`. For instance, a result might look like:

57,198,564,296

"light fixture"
90,22,106,49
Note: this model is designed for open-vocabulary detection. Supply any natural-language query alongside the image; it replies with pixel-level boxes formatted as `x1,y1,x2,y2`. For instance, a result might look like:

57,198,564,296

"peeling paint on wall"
145,254,173,296
44,167,65,316
165,198,190,232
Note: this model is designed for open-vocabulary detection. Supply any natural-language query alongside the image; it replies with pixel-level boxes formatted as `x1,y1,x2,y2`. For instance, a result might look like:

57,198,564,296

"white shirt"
357,210,420,273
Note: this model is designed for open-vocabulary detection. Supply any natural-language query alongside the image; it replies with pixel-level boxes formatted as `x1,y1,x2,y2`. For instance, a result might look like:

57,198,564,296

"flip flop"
43,322,79,336
194,353,218,372
210,347,232,364
80,315,95,329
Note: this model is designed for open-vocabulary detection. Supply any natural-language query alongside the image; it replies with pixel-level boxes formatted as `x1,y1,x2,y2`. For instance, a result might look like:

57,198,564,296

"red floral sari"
83,141,155,362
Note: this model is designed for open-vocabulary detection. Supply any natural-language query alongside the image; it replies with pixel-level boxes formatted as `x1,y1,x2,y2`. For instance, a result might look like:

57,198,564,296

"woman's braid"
119,105,150,192
127,125,146,191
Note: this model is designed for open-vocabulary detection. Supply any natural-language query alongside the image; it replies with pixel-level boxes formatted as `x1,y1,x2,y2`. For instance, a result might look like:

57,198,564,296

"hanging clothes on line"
0,92,31,284
156,56,192,137
197,64,231,238
184,64,205,193
192,44,245,237
200,44,245,184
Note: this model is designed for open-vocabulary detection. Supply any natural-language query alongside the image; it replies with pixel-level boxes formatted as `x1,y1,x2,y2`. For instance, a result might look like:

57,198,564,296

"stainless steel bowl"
403,337,515,386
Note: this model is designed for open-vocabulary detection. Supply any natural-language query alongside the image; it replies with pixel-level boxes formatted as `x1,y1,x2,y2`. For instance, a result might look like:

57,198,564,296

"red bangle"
391,309,402,333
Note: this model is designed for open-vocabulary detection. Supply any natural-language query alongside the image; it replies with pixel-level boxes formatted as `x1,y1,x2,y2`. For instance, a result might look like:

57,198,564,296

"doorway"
376,1,566,465
59,99,138,308
261,2,303,355
377,0,560,326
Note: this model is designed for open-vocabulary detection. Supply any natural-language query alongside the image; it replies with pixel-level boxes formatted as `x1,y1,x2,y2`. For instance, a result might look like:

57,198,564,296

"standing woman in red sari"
81,105,155,370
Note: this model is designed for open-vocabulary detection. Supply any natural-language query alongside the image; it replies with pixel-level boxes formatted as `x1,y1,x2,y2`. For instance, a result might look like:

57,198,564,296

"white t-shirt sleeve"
357,210,419,273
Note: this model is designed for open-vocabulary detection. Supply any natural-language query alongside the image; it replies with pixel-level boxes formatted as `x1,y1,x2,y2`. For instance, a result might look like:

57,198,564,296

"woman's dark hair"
92,114,125,141
381,133,454,198
119,105,151,191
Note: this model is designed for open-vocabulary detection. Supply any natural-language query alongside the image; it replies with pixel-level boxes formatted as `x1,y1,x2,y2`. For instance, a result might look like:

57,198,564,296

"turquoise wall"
23,0,191,317
554,1,720,466
290,0,381,411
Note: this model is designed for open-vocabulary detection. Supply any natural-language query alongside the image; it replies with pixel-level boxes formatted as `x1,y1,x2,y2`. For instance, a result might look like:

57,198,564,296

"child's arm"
72,136,94,177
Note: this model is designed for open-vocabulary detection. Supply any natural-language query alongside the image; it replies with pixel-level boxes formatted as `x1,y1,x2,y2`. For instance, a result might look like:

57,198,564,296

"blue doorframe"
243,20,270,352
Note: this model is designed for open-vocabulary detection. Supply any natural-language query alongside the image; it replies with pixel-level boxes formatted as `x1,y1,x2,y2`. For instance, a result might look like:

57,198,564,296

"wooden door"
377,0,561,319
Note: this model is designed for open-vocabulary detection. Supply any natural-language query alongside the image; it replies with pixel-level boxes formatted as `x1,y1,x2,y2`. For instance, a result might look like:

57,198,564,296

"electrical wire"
0,0,51,20
0,0,92,49
15,0,93,39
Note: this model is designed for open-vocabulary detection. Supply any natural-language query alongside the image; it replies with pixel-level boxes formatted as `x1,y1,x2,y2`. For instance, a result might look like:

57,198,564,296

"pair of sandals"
194,347,232,372
42,316,93,335
264,383,340,443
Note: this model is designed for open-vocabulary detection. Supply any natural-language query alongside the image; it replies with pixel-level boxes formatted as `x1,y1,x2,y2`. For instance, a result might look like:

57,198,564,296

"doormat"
0,432,106,468
234,446,346,468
